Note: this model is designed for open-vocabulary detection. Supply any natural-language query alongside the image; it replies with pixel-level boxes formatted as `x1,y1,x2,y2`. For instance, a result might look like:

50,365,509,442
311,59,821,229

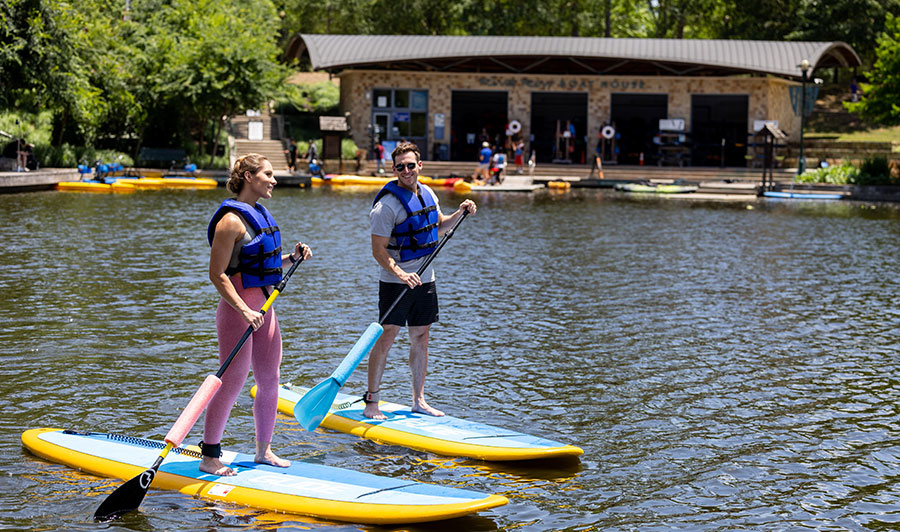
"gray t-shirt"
369,183,440,284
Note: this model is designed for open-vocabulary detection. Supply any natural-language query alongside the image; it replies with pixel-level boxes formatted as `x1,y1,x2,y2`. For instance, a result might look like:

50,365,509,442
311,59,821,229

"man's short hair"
392,142,421,164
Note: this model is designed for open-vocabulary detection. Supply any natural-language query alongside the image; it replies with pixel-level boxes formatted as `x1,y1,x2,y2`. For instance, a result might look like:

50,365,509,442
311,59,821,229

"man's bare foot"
363,403,388,420
199,456,235,476
255,450,290,468
412,401,445,417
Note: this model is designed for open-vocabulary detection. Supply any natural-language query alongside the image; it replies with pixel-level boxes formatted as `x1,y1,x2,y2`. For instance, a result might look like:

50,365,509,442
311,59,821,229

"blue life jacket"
374,181,439,262
207,199,282,288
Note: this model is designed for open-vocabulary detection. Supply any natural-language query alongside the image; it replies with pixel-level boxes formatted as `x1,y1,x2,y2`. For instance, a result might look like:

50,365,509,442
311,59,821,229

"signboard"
393,112,410,123
319,116,348,132
248,121,263,140
659,118,685,131
753,120,779,132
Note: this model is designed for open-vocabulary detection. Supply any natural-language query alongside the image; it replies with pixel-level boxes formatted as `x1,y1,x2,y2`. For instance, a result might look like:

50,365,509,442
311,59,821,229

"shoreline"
3,167,899,203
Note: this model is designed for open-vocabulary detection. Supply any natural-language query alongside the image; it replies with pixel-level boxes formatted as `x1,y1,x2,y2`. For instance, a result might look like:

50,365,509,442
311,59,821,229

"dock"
3,163,898,202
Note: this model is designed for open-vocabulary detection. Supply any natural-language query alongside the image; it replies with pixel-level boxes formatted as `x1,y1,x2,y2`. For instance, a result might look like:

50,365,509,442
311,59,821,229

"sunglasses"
394,162,418,172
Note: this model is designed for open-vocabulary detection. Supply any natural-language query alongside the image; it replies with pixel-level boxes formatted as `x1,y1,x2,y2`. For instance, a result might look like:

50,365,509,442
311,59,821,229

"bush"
35,144,133,169
797,163,859,184
854,156,896,185
295,138,360,163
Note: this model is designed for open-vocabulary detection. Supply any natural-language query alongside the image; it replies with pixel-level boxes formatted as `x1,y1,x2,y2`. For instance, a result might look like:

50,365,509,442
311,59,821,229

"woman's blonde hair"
226,153,268,194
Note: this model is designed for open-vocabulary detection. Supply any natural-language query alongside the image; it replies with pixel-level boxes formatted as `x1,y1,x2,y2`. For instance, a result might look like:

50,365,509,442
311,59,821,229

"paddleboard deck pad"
255,384,583,461
22,428,507,524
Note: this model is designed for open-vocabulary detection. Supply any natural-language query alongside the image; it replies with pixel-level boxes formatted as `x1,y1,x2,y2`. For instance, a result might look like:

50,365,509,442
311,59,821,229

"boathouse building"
286,35,860,167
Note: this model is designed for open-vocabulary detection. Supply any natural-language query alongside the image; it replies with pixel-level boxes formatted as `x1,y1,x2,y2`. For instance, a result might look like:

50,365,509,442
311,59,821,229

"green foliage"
293,138,359,164
1,0,288,165
790,0,900,65
845,13,900,126
0,109,53,146
797,163,859,184
797,157,898,186
855,156,897,185
277,82,340,114
36,144,132,168
0,109,131,169
342,137,360,160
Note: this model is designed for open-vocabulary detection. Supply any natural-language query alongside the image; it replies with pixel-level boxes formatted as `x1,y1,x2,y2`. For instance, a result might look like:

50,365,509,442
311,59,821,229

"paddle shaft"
378,209,469,324
94,251,305,521
293,210,470,432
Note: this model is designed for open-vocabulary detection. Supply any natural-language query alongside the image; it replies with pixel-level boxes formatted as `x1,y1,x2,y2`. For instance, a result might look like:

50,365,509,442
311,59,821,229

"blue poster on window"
434,113,445,140
381,140,398,158
393,112,410,122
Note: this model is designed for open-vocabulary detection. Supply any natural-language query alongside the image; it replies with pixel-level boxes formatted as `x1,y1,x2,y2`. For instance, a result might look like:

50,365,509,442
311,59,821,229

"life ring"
508,120,522,134
601,125,616,139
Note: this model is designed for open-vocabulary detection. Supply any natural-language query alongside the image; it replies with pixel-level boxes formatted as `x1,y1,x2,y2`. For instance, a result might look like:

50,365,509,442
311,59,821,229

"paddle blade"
293,377,340,431
294,323,382,432
93,467,157,521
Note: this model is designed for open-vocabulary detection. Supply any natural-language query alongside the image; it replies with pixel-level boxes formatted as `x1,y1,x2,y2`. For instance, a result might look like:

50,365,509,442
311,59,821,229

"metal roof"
289,35,860,79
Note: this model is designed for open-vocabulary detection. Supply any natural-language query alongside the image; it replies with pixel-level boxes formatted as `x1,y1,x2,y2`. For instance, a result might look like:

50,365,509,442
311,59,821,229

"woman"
201,153,312,476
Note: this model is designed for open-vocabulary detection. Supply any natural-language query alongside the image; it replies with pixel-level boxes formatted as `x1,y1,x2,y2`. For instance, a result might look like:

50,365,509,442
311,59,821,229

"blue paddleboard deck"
262,384,583,461
21,428,507,524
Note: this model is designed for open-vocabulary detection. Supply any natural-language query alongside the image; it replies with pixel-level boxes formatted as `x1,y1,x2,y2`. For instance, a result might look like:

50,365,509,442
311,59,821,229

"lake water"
2,186,900,531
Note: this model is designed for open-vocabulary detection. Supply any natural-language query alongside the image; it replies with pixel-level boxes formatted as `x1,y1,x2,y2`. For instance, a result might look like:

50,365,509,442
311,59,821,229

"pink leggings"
203,281,282,447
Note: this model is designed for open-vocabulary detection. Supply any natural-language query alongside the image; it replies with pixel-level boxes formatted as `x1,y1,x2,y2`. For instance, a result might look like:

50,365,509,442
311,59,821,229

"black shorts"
379,281,439,327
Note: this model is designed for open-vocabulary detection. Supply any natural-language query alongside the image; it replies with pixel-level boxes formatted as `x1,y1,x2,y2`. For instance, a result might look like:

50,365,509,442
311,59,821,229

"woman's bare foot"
255,442,290,467
255,450,290,467
412,400,445,417
199,456,235,476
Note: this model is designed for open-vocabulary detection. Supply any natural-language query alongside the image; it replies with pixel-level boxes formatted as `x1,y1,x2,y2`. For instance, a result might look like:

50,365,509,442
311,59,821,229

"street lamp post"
798,59,810,176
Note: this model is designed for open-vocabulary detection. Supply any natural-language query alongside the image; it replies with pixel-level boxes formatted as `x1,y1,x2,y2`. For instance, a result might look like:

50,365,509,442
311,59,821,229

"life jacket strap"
388,240,438,252
392,221,439,238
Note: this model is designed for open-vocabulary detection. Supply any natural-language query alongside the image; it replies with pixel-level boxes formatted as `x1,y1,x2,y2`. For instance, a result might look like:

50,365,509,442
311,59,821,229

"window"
373,89,391,109
372,88,428,142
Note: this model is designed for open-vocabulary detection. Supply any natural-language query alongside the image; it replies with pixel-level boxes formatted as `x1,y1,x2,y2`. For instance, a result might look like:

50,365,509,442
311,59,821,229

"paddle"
293,209,470,431
94,252,306,521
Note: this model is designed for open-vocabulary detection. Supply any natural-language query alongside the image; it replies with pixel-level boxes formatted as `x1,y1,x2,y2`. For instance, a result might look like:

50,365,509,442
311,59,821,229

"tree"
790,0,900,65
846,13,900,125
141,0,289,164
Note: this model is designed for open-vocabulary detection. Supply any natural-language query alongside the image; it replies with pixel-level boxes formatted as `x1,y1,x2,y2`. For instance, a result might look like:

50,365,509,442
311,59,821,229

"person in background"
306,139,318,165
202,153,312,476
374,142,385,174
490,147,506,185
365,142,476,420
473,141,491,183
286,138,297,172
514,138,525,174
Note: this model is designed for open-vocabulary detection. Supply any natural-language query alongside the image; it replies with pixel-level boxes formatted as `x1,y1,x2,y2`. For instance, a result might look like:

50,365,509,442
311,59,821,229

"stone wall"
339,70,801,160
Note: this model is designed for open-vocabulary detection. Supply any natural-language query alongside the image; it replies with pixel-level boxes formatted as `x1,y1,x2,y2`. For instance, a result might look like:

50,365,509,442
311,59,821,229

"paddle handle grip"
165,374,222,447
332,323,383,386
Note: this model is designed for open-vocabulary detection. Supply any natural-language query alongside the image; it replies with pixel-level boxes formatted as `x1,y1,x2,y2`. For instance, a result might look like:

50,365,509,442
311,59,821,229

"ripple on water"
3,189,900,530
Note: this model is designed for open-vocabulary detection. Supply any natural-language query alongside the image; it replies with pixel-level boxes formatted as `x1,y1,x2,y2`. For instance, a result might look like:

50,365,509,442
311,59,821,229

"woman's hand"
242,307,265,330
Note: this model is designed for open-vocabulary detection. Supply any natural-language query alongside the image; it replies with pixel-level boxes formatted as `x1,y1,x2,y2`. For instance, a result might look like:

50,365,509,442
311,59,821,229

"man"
366,142,476,420
474,141,491,182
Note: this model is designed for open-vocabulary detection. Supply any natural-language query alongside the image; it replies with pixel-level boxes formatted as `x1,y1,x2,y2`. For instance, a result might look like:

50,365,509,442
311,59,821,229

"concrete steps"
234,140,290,171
